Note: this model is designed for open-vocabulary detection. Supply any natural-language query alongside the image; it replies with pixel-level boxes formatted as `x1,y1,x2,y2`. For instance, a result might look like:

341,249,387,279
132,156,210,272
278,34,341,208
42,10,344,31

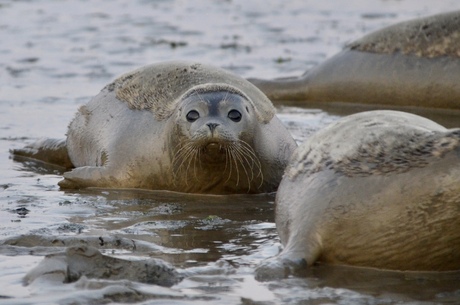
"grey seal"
13,61,296,194
249,11,460,109
256,110,460,280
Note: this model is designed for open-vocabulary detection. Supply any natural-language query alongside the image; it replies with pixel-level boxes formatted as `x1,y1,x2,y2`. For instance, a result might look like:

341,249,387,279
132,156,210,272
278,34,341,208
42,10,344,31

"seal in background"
249,11,460,109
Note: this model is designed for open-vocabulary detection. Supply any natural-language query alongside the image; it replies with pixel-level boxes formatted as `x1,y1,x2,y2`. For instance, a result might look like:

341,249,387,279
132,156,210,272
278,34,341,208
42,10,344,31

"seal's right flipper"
58,166,119,189
255,255,308,281
11,138,73,169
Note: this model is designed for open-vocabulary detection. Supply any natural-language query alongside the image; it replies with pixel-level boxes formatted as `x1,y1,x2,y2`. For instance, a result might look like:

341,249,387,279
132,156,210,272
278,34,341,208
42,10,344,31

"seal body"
15,61,296,194
249,11,460,109
257,110,460,279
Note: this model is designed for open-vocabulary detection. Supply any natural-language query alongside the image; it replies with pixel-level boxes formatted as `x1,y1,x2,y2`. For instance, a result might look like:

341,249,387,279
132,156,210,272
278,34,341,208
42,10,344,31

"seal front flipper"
271,111,460,273
255,232,322,281
11,138,73,169
255,254,308,281
58,166,115,189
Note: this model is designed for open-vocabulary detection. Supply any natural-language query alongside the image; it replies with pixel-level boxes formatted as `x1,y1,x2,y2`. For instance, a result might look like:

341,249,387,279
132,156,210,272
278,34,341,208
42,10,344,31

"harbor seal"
249,10,460,109
256,110,460,280
13,61,297,194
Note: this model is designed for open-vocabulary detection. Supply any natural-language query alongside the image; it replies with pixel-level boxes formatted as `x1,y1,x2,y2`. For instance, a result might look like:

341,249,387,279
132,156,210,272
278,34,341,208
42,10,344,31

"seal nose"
207,123,220,132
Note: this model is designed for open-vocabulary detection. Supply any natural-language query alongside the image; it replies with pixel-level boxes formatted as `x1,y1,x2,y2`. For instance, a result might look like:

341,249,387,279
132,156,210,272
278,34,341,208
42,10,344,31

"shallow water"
2,0,460,304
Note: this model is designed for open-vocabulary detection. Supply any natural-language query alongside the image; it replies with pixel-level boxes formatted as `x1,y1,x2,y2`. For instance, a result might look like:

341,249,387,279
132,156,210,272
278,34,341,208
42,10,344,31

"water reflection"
65,189,276,266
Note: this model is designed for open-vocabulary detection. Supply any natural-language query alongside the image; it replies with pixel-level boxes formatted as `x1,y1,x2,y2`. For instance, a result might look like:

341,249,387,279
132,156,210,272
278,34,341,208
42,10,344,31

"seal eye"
228,110,242,122
186,110,200,122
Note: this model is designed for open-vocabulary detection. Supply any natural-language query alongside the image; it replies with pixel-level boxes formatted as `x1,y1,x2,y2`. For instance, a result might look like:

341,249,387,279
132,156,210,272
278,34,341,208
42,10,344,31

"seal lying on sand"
256,110,460,280
249,11,460,109
13,61,296,194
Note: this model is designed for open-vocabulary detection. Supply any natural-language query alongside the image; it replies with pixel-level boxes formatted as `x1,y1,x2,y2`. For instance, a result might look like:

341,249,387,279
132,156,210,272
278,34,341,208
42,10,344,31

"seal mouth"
172,138,264,191
204,142,224,153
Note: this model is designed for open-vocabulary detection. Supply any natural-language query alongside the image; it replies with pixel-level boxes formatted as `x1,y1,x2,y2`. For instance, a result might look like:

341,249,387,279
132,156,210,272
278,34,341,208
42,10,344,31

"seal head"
169,84,265,192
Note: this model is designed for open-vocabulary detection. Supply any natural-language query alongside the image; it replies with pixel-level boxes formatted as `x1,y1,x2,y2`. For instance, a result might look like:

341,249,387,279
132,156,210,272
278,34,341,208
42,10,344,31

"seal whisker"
234,143,256,178
194,89,208,104
236,140,264,188
228,146,240,187
239,141,263,175
231,144,254,193
172,143,193,172
222,145,229,173
189,149,201,186
222,90,230,102
184,147,199,184
172,142,198,185
193,148,201,179
224,146,233,185
173,142,194,168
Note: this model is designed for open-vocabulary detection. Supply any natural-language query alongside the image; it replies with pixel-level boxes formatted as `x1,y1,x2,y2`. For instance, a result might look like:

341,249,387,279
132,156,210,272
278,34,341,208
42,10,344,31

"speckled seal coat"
249,11,460,109
14,61,297,194
256,110,460,280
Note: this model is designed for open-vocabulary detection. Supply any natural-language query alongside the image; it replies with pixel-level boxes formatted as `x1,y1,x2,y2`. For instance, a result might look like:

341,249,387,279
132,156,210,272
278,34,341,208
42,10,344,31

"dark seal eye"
228,110,242,122
186,110,200,122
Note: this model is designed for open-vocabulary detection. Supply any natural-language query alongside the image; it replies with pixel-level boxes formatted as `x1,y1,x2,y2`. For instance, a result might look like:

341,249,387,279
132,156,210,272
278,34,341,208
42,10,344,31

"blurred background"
2,0,459,106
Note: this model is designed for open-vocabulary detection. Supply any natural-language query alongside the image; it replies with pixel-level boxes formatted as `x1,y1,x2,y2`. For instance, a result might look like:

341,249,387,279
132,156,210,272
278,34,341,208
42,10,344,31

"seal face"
14,61,297,194
256,110,460,280
168,87,266,192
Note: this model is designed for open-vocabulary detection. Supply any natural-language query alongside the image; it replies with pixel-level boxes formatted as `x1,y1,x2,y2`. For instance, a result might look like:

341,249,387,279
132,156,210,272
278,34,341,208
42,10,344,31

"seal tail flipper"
11,138,74,169
247,76,309,101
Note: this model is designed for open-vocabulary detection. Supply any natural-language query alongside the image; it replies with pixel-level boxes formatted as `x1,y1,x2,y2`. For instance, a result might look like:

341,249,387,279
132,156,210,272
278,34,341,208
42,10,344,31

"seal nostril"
207,123,219,131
